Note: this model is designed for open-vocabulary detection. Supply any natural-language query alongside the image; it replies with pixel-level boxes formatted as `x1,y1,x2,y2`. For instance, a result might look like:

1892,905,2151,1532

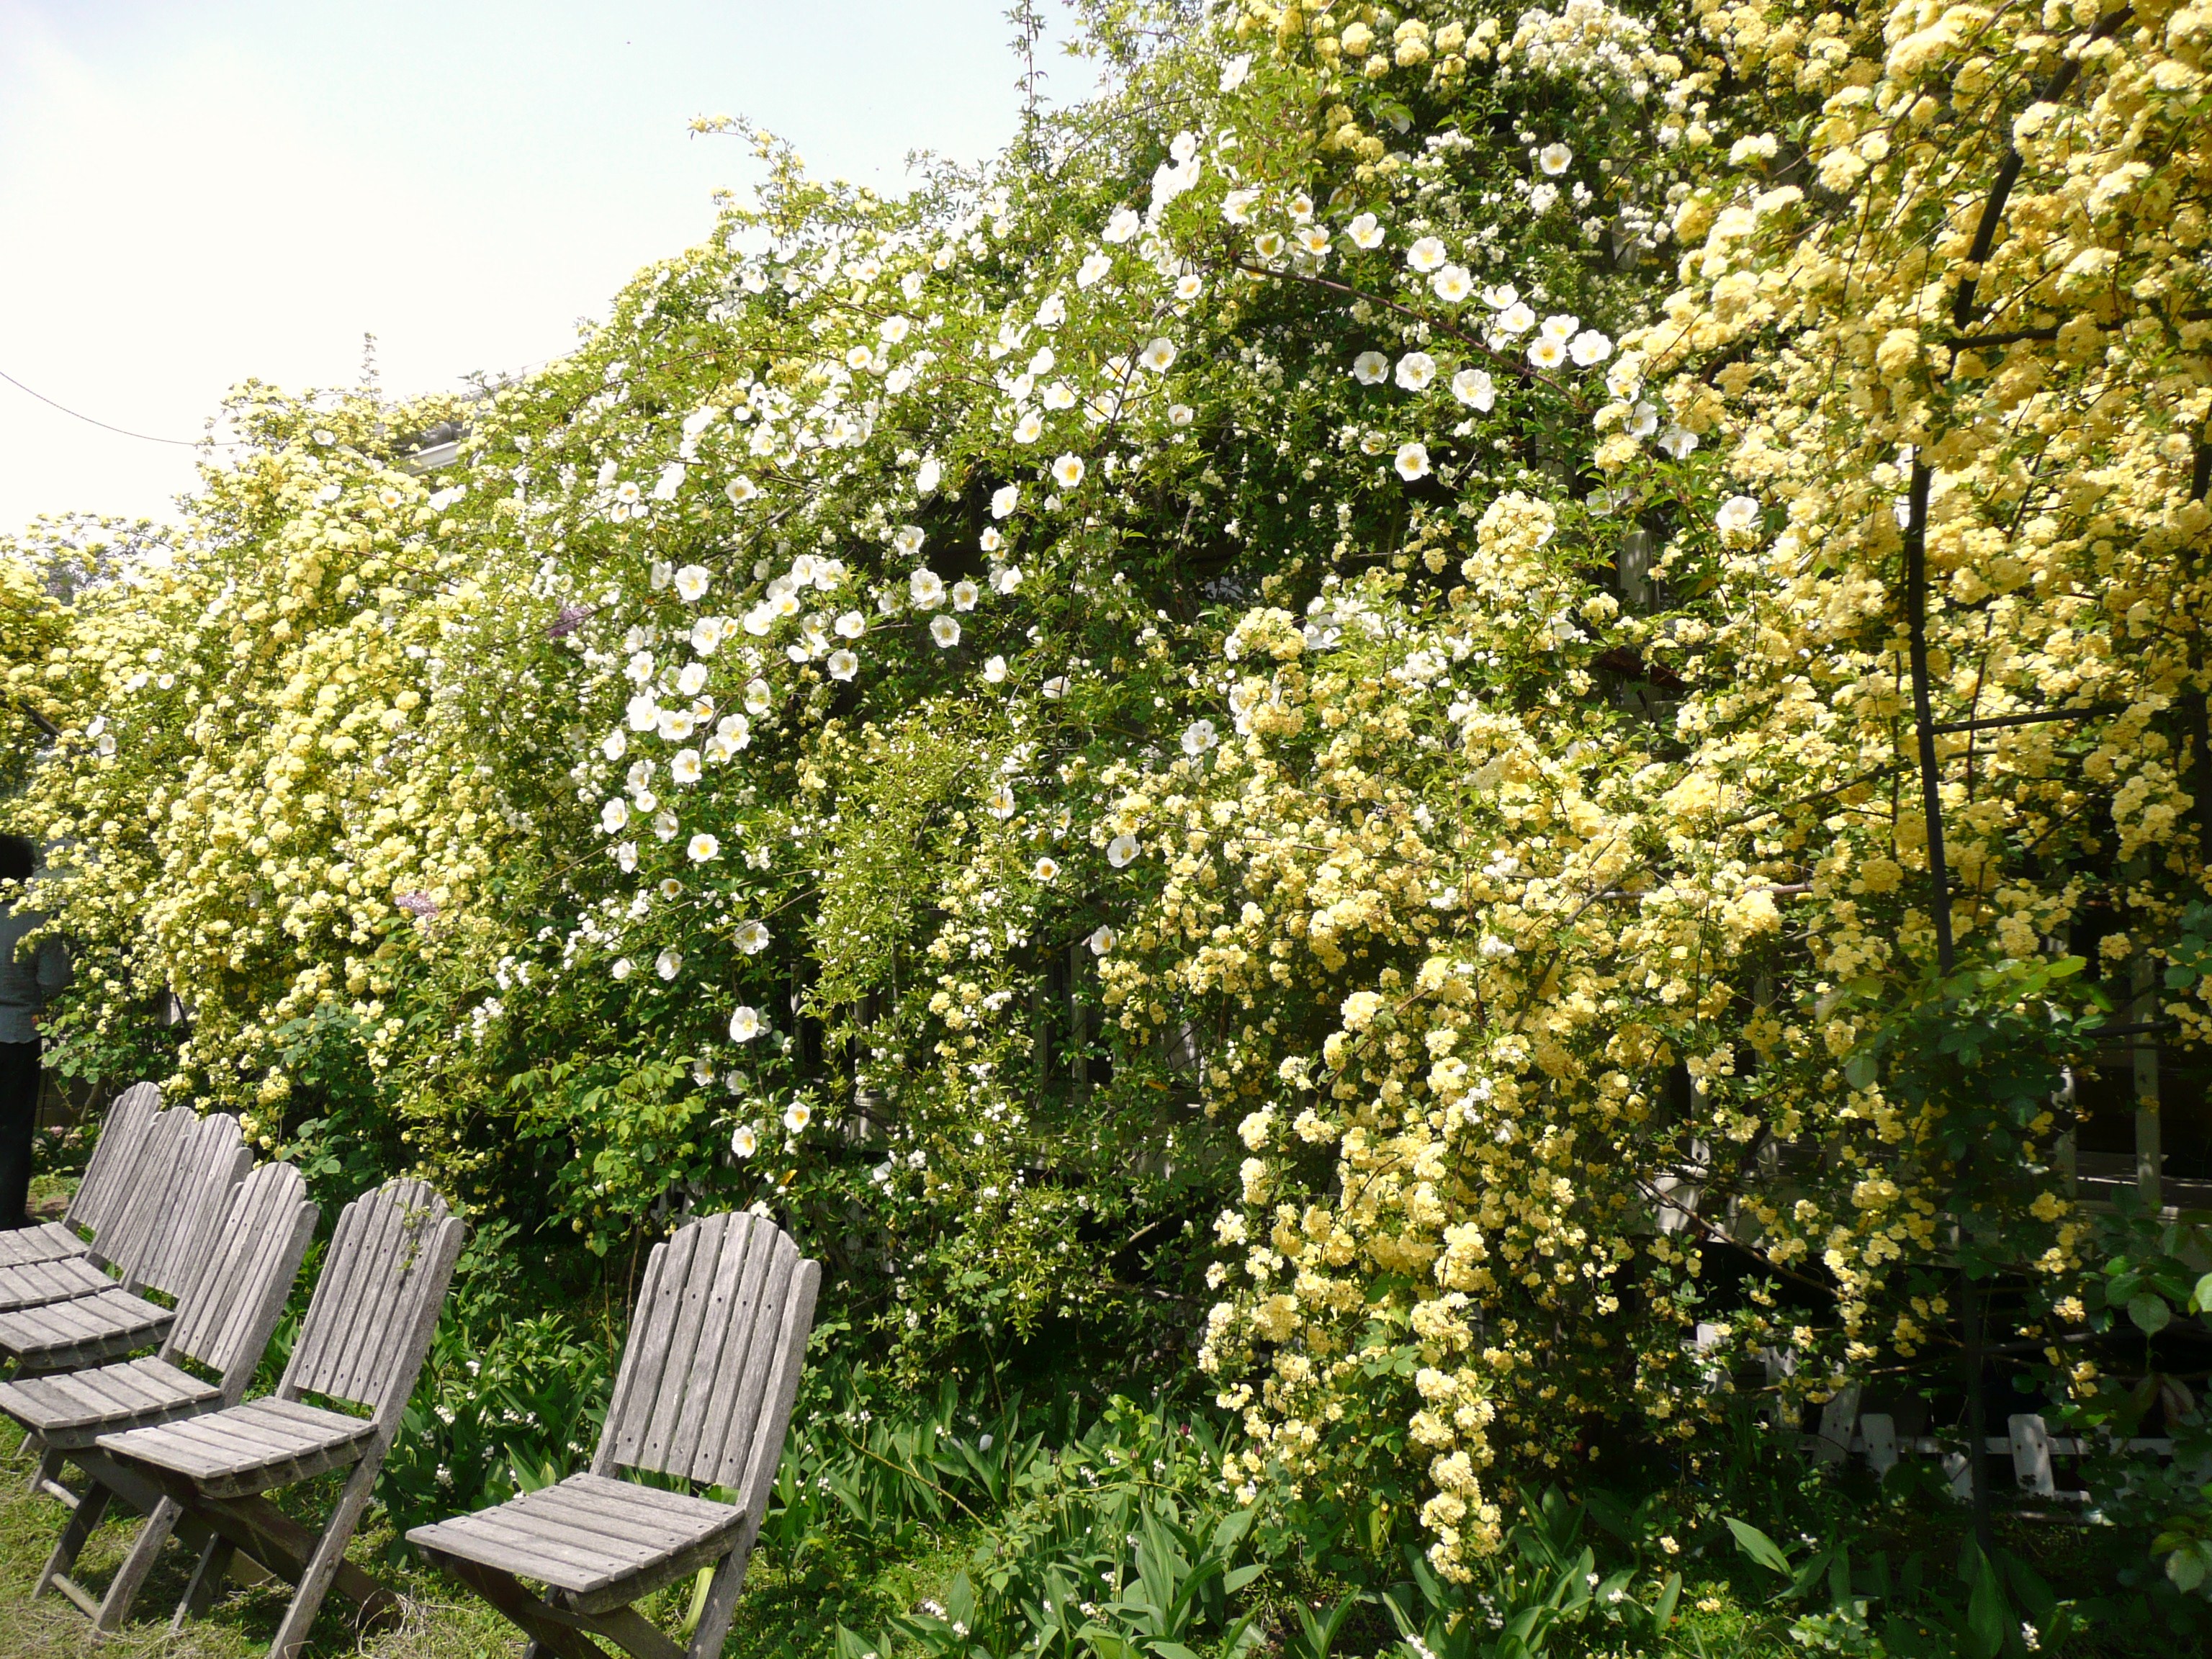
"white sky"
0,1,1060,532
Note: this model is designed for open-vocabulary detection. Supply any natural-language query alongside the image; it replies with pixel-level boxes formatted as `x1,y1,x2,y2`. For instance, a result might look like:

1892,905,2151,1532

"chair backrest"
108,1112,252,1298
593,1210,822,1509
84,1105,188,1275
166,1160,319,1396
279,1177,465,1429
62,1081,164,1238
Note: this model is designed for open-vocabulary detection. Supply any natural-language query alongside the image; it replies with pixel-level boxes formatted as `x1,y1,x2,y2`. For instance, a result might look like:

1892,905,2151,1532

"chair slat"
600,1227,696,1473
63,1082,164,1237
669,1219,773,1478
138,1116,251,1300
698,1238,805,1495
726,1257,820,1509
282,1179,459,1418
638,1215,746,1473
167,1161,318,1386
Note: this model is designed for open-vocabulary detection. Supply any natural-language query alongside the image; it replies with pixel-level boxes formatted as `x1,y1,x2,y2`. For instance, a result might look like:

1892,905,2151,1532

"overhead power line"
0,365,204,447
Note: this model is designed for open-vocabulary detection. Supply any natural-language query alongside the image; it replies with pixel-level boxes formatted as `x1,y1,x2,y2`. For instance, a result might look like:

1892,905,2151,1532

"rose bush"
8,0,2211,1601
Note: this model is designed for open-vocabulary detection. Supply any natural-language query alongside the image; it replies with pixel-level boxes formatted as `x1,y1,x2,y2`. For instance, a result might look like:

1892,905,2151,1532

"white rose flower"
991,484,1020,518
835,610,866,639
952,580,980,611
726,477,760,505
670,748,702,785
1168,404,1195,427
1430,264,1473,304
688,833,721,863
1539,142,1573,175
1181,719,1218,755
1107,834,1140,868
1051,454,1086,489
986,784,1017,820
783,1102,813,1133
656,949,683,981
1395,351,1437,392
984,655,1008,683
1088,925,1117,956
1077,251,1113,287
732,1124,758,1158
1407,235,1448,272
1568,330,1614,367
1527,336,1568,370
1139,337,1178,374
729,1005,763,1042
910,568,945,609
930,615,963,648
674,565,711,603
1352,351,1389,385
1716,495,1762,535
626,693,661,732
1033,856,1060,881
601,799,631,834
1013,411,1044,444
827,649,859,681
1496,302,1537,336
1347,212,1384,250
1452,368,1496,410
1395,441,1431,482
734,920,770,954
1103,207,1141,243
611,956,634,980
601,729,628,761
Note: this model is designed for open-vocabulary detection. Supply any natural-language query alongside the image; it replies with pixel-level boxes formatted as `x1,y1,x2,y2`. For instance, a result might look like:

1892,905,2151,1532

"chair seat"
0,1251,117,1312
0,1222,90,1269
0,1285,175,1375
408,1472,747,1614
0,1354,221,1448
96,1396,378,1499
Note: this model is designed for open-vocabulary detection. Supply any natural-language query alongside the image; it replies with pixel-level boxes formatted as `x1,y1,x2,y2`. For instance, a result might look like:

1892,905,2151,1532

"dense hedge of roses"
7,0,2210,1587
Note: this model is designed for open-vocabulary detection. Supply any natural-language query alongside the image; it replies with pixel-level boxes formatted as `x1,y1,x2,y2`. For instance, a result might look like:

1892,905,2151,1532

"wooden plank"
664,1216,753,1475
307,1182,445,1411
603,1231,692,1472
91,1109,190,1279
138,1118,251,1302
595,1239,675,1477
729,1257,820,1518
283,1182,395,1401
0,1255,115,1310
699,1233,795,1488
354,1184,454,1411
639,1217,730,1473
0,1285,176,1373
671,1220,768,1482
66,1082,164,1237
168,1164,315,1387
0,1220,91,1269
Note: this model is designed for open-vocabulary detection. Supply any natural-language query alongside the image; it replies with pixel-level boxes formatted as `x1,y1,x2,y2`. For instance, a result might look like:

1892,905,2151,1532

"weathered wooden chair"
408,1210,821,1659
0,1158,318,1629
0,1081,165,1269
0,1110,251,1380
94,1176,465,1658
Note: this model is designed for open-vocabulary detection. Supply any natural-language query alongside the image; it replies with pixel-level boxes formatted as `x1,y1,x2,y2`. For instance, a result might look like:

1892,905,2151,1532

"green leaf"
1653,1572,1681,1629
1725,1517,1792,1577
2129,1292,2174,1335
2170,1546,2209,1593
2189,1272,2212,1313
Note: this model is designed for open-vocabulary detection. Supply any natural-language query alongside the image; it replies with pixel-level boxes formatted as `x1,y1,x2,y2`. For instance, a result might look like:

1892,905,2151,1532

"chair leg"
437,1553,608,1659
176,1534,235,1629
265,1457,385,1659
32,1477,110,1598
96,1493,186,1632
27,1442,61,1496
685,1545,752,1659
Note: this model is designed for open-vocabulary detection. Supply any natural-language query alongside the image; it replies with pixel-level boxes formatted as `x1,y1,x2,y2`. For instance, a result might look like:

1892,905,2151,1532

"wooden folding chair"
94,1177,465,1658
0,1159,318,1628
0,1110,251,1380
408,1210,820,1659
0,1081,164,1269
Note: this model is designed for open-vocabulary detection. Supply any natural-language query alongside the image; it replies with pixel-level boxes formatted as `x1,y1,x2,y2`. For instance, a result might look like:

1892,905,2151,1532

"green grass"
0,1419,985,1659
